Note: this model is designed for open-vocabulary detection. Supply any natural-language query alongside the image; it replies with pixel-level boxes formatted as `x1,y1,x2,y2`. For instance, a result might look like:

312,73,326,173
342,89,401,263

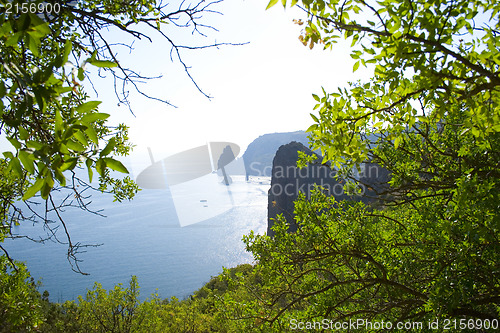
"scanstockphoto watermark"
247,161,381,180
261,162,382,197
269,178,356,197
289,318,499,331
290,319,423,331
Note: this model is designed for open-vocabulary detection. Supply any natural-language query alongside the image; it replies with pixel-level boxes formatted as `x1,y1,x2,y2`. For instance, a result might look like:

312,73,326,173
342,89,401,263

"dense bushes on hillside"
0,261,261,332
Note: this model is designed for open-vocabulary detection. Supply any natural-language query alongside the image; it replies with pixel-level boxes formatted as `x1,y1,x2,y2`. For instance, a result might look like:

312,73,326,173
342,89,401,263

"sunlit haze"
79,1,372,178
0,1,373,177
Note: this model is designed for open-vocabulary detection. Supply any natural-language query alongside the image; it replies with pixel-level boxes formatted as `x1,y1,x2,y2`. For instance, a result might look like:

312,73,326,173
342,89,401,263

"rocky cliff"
267,142,389,237
243,131,309,177
267,142,346,236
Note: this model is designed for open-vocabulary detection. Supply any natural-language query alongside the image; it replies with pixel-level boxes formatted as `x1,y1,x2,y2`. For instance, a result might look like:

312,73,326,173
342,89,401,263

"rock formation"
267,142,389,237
243,131,309,178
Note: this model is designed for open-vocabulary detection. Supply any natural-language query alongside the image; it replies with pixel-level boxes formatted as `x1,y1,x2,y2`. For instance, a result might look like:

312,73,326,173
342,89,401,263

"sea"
4,175,270,302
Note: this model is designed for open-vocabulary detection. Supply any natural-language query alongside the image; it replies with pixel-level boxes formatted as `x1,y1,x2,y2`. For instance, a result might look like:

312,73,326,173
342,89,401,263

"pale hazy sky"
101,0,375,176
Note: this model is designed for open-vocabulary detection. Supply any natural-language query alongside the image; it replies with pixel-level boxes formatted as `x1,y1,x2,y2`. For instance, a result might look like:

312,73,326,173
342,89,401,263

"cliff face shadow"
267,142,389,237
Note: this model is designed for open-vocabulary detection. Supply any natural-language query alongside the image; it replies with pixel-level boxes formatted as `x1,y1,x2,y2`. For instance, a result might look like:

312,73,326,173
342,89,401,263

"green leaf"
103,158,129,174
54,167,66,186
74,130,88,146
26,33,41,57
8,137,21,150
62,125,77,141
2,152,14,159
18,150,35,174
266,0,279,10
86,158,94,183
394,136,402,149
9,157,23,177
55,109,63,137
77,67,85,81
85,126,99,145
0,21,12,37
0,81,6,98
19,126,29,140
58,143,70,156
66,140,86,152
23,178,44,200
5,31,23,47
53,86,73,94
40,182,51,200
62,39,72,65
88,60,118,68
95,158,106,177
81,112,110,123
26,140,44,150
100,138,116,157
44,170,54,188
28,13,51,35
61,158,78,172
353,61,360,72
76,101,102,114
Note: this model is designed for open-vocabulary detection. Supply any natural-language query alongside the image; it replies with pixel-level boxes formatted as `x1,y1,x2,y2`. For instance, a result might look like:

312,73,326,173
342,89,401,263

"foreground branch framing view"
0,0,499,331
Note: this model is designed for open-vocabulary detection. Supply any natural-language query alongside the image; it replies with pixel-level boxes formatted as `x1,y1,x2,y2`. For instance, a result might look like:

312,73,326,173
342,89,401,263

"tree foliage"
276,0,499,175
0,0,238,272
16,266,256,332
2,0,499,330
0,256,44,332
0,0,244,327
218,0,500,329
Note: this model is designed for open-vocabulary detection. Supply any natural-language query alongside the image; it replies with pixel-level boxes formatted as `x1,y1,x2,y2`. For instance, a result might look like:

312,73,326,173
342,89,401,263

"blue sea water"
4,176,269,302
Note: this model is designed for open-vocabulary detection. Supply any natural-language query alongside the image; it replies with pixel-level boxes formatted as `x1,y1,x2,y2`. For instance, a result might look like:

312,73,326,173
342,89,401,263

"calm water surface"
5,176,269,302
